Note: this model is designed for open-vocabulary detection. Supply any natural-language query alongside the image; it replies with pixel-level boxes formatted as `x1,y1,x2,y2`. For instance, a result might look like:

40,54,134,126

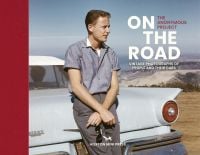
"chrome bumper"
122,130,187,155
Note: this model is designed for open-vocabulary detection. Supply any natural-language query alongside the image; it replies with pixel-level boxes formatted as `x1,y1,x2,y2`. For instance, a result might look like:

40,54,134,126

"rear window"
29,65,68,90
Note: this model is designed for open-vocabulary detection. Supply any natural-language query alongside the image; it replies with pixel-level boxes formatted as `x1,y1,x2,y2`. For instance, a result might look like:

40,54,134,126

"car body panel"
29,87,181,147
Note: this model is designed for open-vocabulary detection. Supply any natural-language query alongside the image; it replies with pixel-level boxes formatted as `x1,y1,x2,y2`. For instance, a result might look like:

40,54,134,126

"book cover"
29,0,200,154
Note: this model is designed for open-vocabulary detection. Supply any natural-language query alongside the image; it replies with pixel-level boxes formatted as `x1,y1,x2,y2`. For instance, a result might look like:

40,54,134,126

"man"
64,10,121,155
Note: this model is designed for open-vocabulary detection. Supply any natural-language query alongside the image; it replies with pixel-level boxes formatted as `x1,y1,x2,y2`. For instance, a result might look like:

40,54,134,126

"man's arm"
103,71,119,110
67,68,115,125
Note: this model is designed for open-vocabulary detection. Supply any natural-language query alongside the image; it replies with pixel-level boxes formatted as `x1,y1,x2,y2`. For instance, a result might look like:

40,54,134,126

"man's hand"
86,112,102,127
99,108,116,126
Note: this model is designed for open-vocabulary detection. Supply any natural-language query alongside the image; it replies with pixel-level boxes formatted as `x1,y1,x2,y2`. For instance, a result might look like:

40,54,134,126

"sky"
30,0,200,61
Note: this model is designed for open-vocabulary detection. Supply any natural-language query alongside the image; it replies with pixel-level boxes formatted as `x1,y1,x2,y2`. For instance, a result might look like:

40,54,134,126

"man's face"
89,16,110,42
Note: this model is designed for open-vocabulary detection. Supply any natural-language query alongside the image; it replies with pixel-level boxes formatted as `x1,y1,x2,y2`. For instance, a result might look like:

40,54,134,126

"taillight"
162,100,178,123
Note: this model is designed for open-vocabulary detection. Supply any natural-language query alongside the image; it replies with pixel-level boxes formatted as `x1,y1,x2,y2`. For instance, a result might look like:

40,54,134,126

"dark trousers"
73,93,122,155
